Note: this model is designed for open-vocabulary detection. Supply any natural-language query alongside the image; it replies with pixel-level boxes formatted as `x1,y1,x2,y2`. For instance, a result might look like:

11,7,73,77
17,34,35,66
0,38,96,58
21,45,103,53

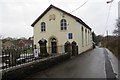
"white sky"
0,0,119,38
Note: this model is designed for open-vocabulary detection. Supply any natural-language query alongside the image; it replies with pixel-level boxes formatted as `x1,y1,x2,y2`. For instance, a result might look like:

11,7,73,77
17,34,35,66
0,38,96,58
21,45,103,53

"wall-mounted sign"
60,13,65,18
68,33,73,39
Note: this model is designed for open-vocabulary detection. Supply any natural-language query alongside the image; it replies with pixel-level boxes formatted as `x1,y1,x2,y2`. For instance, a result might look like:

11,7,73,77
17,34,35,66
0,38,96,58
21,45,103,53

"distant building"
2,39,33,49
2,41,15,49
31,5,93,54
18,40,33,48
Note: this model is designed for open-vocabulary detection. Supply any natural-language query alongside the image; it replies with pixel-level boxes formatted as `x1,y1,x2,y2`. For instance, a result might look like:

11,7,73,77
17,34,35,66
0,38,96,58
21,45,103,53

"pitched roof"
31,4,91,30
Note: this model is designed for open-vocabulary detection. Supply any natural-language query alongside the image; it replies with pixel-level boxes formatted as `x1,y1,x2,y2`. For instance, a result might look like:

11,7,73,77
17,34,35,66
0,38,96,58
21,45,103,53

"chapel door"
51,38,57,53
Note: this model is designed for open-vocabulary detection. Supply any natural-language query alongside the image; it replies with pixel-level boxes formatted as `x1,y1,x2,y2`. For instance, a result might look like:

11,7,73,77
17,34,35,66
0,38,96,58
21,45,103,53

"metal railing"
1,45,65,70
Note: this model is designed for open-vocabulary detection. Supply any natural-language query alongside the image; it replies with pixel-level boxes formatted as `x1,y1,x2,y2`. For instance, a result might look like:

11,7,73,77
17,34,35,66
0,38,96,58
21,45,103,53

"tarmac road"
24,48,119,79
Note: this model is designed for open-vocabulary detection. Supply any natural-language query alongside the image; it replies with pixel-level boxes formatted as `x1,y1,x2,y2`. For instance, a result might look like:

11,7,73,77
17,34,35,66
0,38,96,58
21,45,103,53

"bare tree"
113,18,120,36
113,18,120,59
0,35,4,40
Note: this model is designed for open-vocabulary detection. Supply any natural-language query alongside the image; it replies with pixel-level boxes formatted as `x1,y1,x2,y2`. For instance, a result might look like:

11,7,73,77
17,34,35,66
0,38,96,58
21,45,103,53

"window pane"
64,27,66,30
68,33,72,39
44,26,46,30
61,23,63,27
61,27,63,30
44,29,45,31
41,29,43,32
63,19,66,23
41,26,43,29
64,23,66,27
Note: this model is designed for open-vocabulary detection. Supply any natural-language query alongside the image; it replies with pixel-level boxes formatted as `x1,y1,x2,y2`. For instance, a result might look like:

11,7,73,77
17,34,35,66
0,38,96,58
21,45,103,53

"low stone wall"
2,53,70,80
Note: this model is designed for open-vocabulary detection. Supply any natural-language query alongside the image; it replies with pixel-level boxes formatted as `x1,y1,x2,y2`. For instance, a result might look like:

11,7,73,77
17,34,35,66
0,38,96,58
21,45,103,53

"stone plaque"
49,14,56,21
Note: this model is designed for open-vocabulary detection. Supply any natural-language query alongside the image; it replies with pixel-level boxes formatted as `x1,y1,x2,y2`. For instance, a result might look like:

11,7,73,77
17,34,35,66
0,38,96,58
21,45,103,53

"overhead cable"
70,0,88,13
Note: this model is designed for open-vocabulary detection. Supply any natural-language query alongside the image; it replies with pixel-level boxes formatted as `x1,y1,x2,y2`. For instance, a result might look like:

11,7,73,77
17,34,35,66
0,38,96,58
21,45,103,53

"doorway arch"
48,36,58,54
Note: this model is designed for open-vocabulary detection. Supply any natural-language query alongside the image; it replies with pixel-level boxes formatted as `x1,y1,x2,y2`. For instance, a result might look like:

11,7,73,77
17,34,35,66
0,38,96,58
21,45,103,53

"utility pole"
106,0,113,4
118,1,120,62
118,1,120,37
106,0,113,49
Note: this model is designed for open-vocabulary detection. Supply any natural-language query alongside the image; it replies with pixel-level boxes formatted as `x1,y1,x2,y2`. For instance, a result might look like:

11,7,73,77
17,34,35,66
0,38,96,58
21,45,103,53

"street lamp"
106,0,113,4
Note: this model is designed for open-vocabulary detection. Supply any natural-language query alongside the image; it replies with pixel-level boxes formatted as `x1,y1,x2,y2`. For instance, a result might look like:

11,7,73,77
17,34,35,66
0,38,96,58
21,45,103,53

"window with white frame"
41,22,46,32
60,19,67,30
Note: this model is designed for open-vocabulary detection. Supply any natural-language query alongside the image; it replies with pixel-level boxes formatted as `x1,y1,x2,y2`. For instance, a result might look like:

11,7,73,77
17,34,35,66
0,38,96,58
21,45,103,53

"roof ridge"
31,4,91,30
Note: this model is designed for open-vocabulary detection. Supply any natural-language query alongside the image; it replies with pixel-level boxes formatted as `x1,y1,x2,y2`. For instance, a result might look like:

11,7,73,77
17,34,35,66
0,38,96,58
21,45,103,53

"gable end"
31,4,91,31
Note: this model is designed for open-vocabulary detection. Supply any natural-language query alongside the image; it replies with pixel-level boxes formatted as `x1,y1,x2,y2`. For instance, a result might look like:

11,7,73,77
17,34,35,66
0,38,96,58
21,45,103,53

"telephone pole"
105,0,113,49
118,1,120,37
118,1,120,61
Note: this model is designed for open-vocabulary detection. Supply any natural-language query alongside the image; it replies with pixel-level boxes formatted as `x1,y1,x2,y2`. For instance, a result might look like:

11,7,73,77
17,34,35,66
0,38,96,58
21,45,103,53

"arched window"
85,29,87,46
41,22,46,32
81,26,84,47
60,19,67,30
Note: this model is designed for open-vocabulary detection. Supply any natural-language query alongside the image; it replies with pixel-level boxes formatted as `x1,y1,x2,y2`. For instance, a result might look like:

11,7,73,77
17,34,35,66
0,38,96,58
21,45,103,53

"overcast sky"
0,0,119,38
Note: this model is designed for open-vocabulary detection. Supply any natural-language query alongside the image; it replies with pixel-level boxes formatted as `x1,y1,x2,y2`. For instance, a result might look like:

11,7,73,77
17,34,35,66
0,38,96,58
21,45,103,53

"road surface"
24,48,119,79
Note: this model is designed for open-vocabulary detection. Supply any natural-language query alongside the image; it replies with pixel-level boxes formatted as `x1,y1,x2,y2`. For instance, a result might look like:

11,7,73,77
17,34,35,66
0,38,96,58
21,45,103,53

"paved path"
24,48,119,79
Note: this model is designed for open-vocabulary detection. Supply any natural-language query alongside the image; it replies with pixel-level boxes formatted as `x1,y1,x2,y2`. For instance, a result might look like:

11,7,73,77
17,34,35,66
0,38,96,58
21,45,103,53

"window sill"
40,31,46,33
60,30,67,32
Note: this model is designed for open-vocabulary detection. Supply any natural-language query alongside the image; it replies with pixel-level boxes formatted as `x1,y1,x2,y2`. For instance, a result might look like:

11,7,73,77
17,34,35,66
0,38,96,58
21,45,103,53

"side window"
68,33,73,39
41,22,46,32
88,30,89,45
85,29,87,46
60,19,67,30
81,26,84,47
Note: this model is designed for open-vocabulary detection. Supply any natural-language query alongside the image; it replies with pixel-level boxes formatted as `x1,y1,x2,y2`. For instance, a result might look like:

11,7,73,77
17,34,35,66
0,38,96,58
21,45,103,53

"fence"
47,45,65,54
2,47,33,69
1,45,65,70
